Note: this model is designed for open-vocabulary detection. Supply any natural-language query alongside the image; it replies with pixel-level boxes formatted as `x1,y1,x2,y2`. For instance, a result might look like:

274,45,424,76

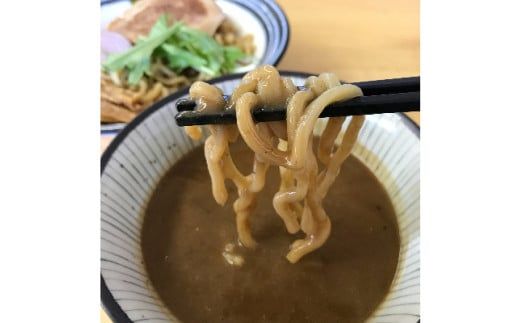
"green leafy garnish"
223,46,246,71
103,15,247,85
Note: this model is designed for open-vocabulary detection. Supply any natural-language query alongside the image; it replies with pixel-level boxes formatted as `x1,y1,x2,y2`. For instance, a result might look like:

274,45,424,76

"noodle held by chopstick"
185,65,365,263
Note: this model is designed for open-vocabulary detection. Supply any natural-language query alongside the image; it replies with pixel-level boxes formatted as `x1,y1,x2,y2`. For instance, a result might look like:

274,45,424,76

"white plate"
100,0,290,134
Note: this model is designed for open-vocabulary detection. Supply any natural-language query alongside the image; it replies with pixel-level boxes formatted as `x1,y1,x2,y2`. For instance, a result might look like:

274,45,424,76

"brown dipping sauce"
142,139,400,323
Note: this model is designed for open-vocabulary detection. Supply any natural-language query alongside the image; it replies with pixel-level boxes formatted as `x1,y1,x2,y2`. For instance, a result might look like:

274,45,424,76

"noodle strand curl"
185,66,365,263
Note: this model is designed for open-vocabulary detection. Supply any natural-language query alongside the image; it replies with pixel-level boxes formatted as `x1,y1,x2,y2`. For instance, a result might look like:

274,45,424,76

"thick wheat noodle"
185,65,365,263
132,80,148,102
139,82,164,105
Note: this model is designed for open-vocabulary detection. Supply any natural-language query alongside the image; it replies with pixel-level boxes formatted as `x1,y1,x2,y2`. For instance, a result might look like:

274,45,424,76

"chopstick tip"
176,98,197,112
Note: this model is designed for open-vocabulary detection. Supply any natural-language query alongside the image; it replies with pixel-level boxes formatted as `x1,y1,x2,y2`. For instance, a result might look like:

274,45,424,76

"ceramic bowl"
101,72,420,323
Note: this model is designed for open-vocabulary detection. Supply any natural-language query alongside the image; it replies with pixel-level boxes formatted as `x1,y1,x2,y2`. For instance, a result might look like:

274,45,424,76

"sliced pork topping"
108,0,225,42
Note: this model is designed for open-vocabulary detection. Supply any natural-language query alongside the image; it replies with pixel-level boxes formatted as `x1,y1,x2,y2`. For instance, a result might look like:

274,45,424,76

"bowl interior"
101,73,420,323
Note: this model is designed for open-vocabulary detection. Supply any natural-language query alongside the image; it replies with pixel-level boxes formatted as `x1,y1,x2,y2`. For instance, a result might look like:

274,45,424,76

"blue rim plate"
101,71,420,323
100,0,290,134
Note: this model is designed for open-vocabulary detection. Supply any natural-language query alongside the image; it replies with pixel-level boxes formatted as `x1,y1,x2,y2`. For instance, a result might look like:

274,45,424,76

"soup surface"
142,139,400,323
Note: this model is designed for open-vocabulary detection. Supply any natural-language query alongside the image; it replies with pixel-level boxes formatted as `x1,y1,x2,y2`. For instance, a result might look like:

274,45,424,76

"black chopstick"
176,76,419,112
175,76,420,126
